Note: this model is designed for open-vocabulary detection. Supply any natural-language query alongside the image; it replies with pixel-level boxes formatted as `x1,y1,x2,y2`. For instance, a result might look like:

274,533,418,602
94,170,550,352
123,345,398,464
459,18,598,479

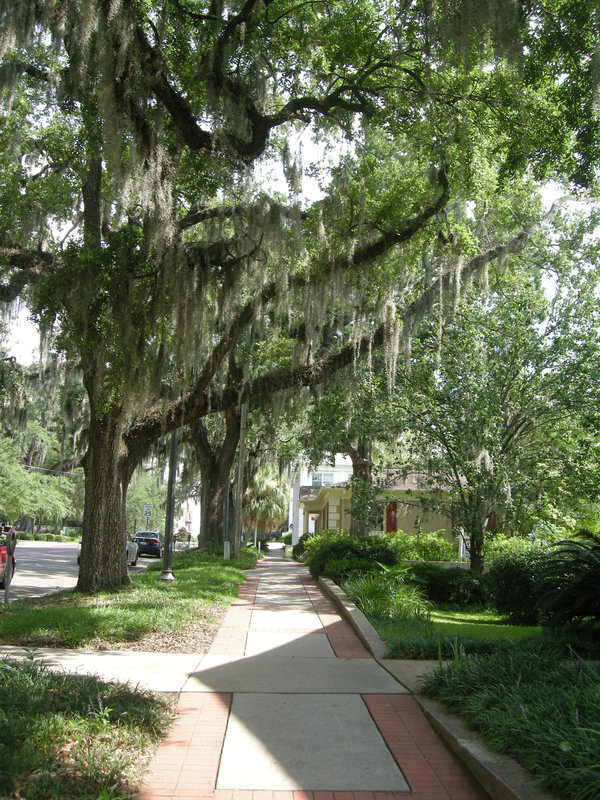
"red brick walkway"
135,565,487,800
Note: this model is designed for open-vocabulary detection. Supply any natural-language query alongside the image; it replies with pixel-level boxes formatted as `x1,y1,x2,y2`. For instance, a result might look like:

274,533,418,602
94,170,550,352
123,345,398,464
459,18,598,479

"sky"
5,308,40,365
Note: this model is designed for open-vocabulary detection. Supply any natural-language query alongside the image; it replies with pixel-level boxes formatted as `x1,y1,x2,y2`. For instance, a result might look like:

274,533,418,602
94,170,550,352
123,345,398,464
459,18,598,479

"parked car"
133,532,162,558
77,538,139,566
0,525,16,589
126,538,139,565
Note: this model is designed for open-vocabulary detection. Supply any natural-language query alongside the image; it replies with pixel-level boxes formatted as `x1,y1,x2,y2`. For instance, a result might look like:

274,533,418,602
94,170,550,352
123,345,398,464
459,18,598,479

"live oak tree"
0,0,598,591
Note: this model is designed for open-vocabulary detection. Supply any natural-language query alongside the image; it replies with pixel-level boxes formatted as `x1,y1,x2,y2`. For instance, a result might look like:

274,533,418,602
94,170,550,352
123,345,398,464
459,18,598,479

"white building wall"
288,455,353,542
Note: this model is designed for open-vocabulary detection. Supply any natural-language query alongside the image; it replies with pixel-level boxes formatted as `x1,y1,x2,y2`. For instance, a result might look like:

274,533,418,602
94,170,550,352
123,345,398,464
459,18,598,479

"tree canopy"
1,0,599,590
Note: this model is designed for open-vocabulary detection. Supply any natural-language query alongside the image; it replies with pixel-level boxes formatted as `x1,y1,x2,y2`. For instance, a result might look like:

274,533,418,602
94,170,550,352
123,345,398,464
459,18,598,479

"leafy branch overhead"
1,0,598,591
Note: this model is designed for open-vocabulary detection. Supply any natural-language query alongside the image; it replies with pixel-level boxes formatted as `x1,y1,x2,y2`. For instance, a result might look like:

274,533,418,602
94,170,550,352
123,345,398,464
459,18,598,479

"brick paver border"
134,563,488,800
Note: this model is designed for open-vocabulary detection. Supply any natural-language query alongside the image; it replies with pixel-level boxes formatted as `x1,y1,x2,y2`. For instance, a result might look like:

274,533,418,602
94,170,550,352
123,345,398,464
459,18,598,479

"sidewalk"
133,550,488,800
0,546,554,800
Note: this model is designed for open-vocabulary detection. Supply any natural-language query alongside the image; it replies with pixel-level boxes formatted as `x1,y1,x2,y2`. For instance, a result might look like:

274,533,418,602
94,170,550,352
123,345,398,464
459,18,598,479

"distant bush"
302,530,398,578
321,555,376,582
486,532,562,564
428,568,486,606
487,548,550,624
24,532,80,542
281,532,292,545
292,530,316,559
389,530,458,562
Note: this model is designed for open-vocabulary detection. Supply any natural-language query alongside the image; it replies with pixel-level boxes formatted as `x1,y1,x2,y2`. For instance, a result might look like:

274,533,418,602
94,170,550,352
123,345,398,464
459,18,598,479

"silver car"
77,539,139,566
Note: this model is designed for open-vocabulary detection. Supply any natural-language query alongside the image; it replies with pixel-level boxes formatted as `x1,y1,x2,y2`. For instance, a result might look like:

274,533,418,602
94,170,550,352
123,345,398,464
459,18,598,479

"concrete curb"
317,576,388,660
318,575,556,800
416,696,556,800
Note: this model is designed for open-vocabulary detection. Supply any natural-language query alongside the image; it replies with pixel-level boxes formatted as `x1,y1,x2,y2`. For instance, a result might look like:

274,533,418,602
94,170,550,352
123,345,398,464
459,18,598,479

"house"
287,456,353,544
294,468,452,539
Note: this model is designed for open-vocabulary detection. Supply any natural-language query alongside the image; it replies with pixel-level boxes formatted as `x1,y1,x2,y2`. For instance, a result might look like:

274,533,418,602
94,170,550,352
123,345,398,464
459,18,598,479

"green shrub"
487,547,550,623
405,562,487,606
292,530,316,559
281,532,292,545
322,555,376,582
536,532,600,634
486,532,560,564
405,560,444,587
303,530,398,578
389,530,457,561
428,568,488,606
16,531,33,540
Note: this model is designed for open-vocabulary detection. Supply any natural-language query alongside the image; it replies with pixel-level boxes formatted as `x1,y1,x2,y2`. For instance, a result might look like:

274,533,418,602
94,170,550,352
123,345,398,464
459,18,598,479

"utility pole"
158,426,178,582
233,402,247,559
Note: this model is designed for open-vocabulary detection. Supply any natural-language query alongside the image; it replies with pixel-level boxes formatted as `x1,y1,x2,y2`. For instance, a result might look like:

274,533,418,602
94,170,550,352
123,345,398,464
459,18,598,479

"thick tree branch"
182,167,451,405
0,247,54,302
127,2,392,161
125,201,555,464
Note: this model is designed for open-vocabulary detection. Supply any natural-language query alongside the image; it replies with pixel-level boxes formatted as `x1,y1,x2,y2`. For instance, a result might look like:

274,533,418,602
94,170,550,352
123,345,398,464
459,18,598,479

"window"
312,472,334,487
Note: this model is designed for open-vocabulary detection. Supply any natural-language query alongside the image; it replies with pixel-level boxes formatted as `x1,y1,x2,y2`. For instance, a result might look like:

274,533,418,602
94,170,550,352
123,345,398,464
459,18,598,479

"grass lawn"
0,546,258,651
430,607,541,642
0,658,174,800
371,606,543,659
367,604,599,799
0,545,259,799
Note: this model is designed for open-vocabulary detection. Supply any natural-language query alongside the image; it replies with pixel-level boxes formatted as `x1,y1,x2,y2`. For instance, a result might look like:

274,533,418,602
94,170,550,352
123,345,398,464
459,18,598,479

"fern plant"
536,532,600,633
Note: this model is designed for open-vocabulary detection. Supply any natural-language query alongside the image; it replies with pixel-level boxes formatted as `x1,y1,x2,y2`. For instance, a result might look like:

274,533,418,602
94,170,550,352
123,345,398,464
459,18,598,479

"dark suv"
132,532,162,558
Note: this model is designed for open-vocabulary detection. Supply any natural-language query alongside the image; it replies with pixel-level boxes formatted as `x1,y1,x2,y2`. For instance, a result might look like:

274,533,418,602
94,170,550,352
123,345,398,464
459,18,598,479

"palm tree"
242,466,289,547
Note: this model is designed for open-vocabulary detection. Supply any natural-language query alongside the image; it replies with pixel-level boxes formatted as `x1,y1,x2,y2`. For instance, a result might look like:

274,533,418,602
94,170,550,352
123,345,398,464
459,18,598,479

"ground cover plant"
0,657,174,800
341,570,431,621
0,546,258,651
420,644,600,799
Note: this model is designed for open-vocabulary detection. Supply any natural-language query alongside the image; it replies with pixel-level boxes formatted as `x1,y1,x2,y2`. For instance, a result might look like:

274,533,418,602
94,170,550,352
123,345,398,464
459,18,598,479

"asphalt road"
3,540,149,603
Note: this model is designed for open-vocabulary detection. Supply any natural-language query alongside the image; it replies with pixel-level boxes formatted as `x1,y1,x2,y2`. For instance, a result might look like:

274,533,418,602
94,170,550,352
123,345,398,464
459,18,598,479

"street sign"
142,504,153,518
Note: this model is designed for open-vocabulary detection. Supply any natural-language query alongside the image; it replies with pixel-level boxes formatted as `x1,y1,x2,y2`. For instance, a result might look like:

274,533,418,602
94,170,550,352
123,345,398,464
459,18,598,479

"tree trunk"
467,500,490,574
347,439,373,537
469,529,486,574
199,464,233,544
77,412,130,593
191,408,240,545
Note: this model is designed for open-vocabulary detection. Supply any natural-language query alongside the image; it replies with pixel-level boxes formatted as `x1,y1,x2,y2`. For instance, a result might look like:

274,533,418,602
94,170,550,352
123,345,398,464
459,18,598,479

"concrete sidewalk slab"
0,645,202,692
217,692,411,791
381,658,444,693
251,608,323,629
244,630,335,657
183,652,408,693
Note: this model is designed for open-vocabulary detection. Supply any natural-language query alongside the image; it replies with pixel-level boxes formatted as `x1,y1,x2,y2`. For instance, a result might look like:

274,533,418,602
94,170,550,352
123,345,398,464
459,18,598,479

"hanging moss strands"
1,0,598,591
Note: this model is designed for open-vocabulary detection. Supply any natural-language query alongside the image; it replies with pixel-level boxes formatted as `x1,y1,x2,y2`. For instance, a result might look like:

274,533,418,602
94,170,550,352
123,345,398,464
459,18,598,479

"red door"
385,502,398,533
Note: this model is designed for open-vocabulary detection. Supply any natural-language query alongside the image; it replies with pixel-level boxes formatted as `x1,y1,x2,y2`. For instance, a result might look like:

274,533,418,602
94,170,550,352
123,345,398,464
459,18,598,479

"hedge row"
297,529,600,631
